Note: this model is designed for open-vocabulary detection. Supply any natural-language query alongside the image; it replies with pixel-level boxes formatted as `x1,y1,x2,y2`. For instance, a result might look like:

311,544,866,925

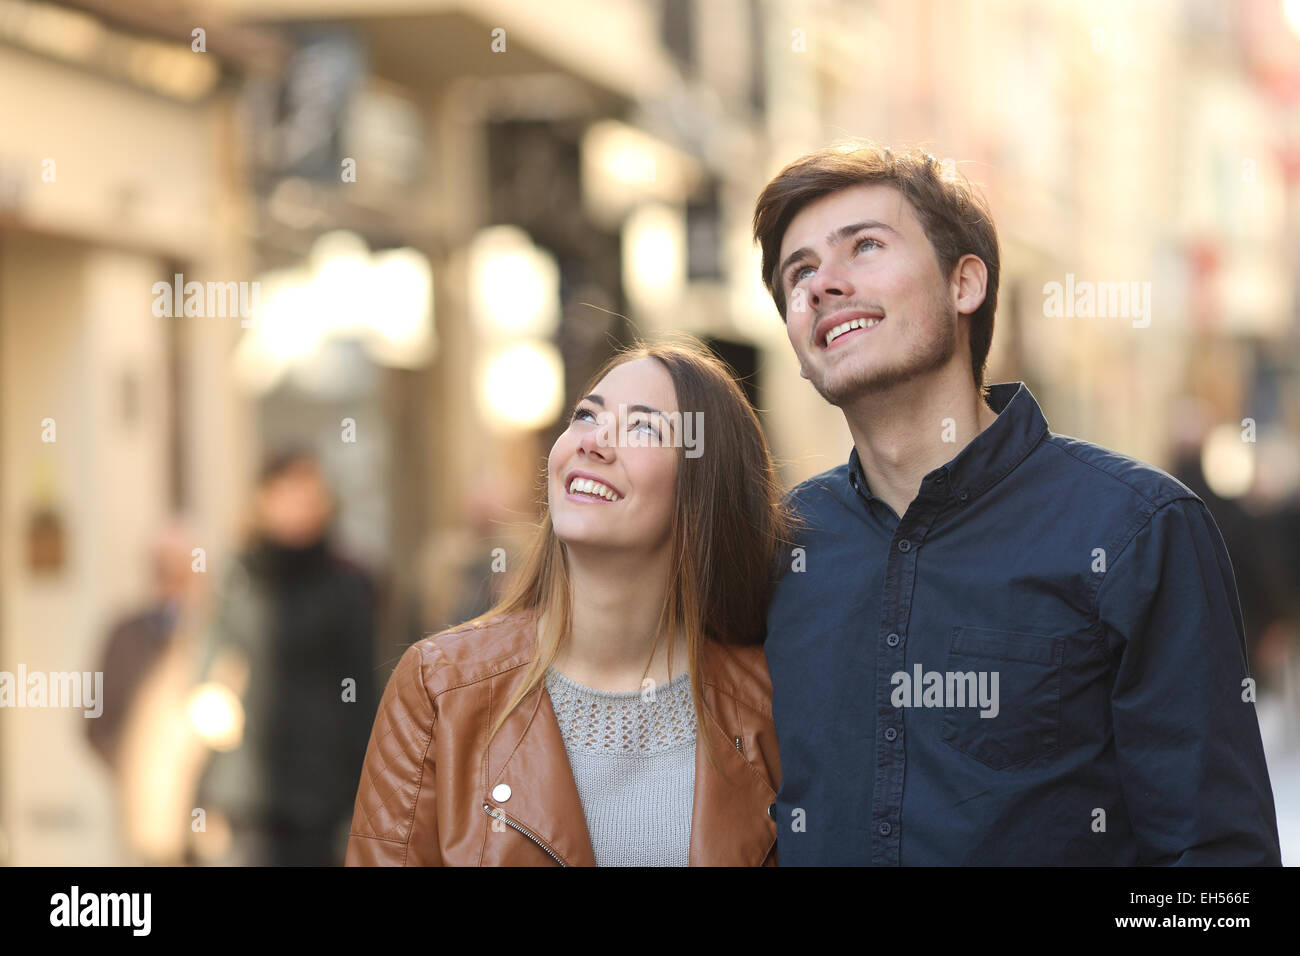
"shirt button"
886,632,900,647
879,822,892,836
897,539,911,552
491,783,512,803
959,491,969,502
884,727,897,741
768,803,777,821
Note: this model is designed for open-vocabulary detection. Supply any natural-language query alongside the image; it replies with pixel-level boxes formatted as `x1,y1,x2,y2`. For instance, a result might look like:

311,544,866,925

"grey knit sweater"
544,667,697,866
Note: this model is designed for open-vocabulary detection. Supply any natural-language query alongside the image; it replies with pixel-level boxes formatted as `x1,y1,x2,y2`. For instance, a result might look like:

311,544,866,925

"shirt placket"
870,471,948,865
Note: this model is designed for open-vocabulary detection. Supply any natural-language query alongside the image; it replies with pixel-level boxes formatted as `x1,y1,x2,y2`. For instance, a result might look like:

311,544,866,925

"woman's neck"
545,544,688,692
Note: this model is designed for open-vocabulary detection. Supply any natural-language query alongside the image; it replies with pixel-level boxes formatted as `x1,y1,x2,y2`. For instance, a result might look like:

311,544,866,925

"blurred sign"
26,506,64,574
252,30,365,187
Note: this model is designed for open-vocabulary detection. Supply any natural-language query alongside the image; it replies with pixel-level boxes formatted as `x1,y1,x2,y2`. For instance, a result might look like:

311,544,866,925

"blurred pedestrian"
86,518,205,864
193,447,377,866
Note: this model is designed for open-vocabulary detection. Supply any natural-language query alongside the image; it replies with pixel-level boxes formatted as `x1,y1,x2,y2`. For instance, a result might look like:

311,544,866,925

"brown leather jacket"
345,609,781,866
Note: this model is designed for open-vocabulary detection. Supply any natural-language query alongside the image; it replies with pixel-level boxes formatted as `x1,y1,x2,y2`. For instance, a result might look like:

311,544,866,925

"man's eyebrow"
778,219,900,286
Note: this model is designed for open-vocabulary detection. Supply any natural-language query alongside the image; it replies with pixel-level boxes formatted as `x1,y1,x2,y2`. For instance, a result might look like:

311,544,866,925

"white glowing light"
1202,424,1255,499
467,226,560,339
1285,0,1300,38
186,682,244,752
367,248,435,367
622,203,685,313
478,343,565,432
233,231,435,392
581,121,700,224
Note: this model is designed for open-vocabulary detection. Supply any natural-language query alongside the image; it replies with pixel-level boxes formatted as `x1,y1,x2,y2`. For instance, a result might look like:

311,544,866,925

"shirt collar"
847,382,1049,507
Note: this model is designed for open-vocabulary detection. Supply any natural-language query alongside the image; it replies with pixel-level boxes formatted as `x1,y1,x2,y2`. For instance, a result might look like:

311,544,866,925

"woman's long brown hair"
466,335,794,771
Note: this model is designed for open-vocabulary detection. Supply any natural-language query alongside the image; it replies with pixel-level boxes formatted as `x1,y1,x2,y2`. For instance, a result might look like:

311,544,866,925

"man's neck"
841,367,998,520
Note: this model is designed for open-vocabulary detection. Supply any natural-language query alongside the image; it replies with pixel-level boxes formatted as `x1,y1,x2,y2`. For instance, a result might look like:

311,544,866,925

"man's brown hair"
752,141,1000,392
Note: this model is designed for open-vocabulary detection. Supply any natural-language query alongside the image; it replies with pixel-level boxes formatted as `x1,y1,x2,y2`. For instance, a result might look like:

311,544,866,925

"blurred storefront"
0,1,267,863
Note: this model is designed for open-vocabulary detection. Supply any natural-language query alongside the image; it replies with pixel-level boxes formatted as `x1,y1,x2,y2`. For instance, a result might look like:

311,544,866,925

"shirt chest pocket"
939,626,1065,770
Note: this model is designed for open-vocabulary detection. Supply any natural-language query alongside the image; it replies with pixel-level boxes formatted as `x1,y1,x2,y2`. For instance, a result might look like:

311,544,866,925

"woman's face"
548,357,679,555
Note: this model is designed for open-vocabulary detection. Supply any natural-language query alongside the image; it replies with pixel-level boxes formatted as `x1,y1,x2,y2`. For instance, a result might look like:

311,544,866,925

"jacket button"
492,783,512,803
768,803,777,821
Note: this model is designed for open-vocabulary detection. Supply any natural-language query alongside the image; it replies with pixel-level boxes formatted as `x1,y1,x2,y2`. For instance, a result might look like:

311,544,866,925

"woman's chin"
554,527,614,550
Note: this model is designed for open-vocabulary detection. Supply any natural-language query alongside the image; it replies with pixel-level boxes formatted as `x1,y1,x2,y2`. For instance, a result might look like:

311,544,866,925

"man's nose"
809,261,854,305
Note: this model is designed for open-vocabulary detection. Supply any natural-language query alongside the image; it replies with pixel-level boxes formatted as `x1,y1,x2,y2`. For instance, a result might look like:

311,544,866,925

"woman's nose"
578,413,616,459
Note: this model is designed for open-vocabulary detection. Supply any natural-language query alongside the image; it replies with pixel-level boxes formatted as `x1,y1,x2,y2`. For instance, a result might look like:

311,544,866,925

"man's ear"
952,254,988,317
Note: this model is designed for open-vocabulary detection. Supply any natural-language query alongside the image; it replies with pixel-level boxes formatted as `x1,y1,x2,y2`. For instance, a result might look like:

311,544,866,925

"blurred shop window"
703,336,759,411
252,29,364,186
747,0,767,114
686,181,724,281
661,0,697,76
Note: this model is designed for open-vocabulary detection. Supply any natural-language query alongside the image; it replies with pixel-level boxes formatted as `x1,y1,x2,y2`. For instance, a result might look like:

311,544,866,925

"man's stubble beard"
808,298,959,408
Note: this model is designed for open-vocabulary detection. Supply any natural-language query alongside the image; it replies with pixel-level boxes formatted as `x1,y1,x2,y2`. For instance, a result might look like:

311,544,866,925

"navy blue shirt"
765,382,1282,865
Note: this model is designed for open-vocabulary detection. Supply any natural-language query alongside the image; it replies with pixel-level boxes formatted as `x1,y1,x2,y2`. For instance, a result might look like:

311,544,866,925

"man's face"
257,461,333,548
776,182,961,406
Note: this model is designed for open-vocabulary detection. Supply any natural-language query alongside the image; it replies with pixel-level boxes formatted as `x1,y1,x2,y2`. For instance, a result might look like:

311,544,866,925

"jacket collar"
481,616,775,866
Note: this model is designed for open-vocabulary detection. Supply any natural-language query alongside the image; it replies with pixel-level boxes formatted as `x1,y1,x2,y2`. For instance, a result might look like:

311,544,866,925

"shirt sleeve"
1097,495,1282,865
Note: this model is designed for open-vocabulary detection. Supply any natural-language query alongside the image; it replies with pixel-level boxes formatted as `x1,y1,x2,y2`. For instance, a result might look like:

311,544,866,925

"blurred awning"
214,0,677,105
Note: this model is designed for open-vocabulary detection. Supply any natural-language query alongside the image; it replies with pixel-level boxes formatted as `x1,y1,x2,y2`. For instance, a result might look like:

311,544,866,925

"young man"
752,142,1282,865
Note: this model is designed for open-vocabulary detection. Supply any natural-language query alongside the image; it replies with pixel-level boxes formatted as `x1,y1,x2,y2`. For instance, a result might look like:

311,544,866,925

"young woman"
346,338,792,866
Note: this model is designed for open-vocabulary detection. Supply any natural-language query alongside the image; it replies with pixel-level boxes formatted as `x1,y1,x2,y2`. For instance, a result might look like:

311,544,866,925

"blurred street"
0,0,1297,866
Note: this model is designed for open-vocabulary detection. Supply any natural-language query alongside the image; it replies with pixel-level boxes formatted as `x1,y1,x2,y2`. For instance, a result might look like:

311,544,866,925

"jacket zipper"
482,803,567,866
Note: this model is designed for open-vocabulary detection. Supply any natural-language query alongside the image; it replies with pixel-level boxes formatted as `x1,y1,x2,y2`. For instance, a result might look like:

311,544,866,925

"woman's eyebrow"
577,395,674,435
627,404,674,436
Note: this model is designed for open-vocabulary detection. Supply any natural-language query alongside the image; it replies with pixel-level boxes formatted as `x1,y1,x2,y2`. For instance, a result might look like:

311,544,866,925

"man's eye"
790,264,814,285
856,237,882,253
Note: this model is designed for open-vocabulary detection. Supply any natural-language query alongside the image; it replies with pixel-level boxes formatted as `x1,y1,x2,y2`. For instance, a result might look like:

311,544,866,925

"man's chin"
812,364,908,407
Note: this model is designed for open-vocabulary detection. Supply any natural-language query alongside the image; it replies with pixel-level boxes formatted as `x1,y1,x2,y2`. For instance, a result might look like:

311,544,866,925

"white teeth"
568,477,619,501
825,316,882,346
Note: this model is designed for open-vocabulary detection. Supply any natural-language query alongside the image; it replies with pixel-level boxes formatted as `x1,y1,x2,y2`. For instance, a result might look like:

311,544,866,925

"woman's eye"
631,418,660,438
571,407,595,423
